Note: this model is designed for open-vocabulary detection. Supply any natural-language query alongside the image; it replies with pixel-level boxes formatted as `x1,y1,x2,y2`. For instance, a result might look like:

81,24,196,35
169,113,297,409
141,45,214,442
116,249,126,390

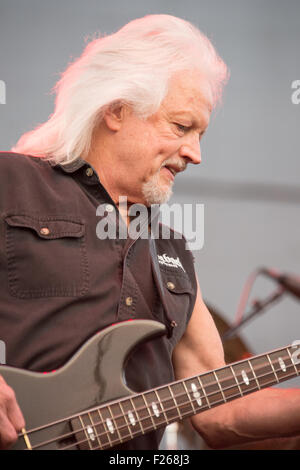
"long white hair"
12,14,229,165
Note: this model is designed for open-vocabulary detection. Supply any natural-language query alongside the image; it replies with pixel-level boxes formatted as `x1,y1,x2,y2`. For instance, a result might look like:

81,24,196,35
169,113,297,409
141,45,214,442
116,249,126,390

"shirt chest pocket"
5,214,89,298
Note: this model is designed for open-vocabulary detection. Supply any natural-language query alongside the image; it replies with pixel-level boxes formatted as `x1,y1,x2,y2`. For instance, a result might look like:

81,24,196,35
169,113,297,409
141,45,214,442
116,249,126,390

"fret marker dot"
87,425,96,441
191,383,202,407
241,370,250,385
128,411,136,426
278,357,286,372
151,402,160,418
106,418,115,434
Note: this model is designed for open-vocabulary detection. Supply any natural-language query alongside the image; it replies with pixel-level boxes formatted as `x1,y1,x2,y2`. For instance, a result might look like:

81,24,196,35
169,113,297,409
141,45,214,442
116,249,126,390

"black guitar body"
0,320,166,450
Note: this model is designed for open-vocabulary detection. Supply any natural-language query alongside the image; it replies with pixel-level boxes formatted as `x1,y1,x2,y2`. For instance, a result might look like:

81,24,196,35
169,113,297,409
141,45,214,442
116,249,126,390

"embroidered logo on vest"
157,253,186,272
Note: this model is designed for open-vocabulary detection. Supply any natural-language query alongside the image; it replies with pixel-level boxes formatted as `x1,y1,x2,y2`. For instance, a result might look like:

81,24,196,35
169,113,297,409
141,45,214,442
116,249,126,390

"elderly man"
0,14,299,450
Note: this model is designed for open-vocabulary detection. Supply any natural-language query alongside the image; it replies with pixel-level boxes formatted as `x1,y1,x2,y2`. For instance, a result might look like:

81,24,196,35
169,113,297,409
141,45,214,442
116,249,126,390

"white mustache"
161,159,187,173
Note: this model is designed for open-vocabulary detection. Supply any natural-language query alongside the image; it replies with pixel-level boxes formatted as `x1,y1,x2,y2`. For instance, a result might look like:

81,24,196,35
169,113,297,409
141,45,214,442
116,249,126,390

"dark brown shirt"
0,152,197,449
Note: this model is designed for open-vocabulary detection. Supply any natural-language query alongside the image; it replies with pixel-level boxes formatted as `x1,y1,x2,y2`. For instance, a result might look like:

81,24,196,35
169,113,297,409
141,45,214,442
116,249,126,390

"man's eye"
175,123,189,132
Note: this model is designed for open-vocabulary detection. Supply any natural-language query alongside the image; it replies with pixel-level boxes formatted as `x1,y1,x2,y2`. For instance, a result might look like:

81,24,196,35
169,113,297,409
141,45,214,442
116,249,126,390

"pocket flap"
5,214,85,239
163,274,194,294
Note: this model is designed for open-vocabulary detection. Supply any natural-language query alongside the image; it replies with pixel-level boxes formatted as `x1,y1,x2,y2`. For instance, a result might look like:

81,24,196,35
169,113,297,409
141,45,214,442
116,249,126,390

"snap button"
167,281,175,290
85,167,94,177
40,227,50,235
125,296,133,306
105,204,114,213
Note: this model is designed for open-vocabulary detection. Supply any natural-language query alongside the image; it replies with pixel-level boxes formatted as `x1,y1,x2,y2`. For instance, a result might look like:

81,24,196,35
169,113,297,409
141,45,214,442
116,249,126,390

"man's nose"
178,136,201,165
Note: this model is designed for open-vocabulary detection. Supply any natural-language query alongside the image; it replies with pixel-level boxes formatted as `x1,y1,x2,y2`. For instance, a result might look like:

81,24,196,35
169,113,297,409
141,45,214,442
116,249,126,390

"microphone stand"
222,286,286,341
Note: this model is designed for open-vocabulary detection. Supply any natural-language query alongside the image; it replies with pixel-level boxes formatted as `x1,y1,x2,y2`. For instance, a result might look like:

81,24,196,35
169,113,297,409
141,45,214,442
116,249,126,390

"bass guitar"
0,319,299,450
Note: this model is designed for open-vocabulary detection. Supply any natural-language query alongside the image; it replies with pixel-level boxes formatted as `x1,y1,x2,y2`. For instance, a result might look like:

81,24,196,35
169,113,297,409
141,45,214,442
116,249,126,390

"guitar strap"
148,207,177,339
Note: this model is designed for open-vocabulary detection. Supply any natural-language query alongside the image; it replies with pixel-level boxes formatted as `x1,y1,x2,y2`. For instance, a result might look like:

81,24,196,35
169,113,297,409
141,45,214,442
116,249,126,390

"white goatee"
142,175,173,205
141,158,186,205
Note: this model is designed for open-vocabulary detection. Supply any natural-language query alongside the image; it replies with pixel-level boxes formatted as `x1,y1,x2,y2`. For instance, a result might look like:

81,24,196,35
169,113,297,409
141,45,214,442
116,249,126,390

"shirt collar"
49,157,87,173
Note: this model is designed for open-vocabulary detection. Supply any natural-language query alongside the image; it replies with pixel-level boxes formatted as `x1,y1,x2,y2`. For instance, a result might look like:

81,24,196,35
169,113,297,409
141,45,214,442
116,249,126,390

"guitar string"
24,355,298,449
59,367,300,451
22,356,283,443
28,359,298,450
61,364,300,451
19,348,293,440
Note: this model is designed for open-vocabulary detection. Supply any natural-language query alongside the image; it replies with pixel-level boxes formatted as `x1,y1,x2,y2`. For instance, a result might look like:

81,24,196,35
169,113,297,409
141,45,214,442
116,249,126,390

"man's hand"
0,374,25,449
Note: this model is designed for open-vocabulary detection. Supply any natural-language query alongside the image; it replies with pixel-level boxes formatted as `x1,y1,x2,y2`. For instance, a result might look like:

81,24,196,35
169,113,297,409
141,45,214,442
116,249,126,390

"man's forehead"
164,71,213,114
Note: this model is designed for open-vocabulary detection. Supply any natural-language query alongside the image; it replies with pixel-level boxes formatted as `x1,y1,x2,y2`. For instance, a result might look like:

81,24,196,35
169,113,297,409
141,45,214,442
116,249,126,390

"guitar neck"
72,343,300,449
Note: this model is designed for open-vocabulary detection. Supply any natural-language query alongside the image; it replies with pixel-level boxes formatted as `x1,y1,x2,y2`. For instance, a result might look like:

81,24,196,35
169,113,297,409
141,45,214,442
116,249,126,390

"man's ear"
103,102,130,131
